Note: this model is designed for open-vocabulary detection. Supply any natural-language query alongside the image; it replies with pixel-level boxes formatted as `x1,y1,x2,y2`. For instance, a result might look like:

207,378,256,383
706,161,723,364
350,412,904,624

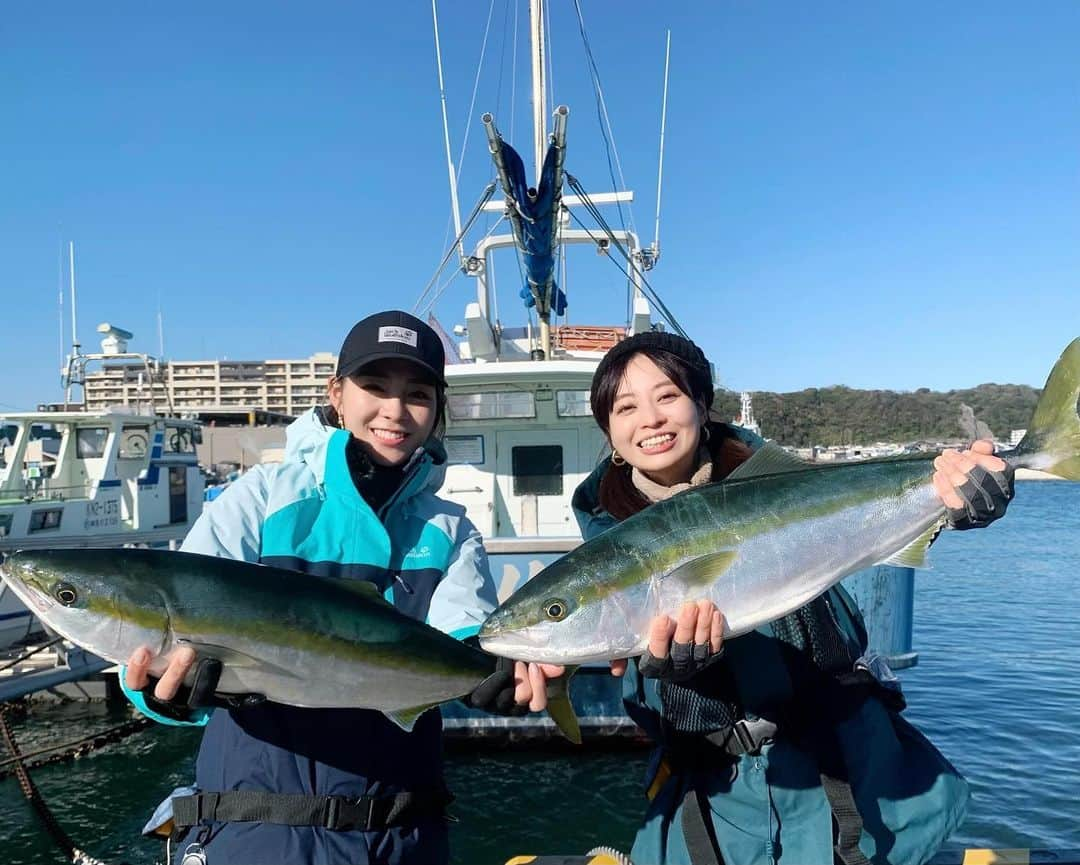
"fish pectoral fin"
176,639,303,679
546,665,582,745
724,442,807,481
877,520,946,569
664,550,738,589
386,702,442,732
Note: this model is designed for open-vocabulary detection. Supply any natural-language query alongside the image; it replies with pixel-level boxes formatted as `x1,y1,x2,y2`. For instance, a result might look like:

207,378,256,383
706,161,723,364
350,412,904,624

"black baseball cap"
336,310,447,386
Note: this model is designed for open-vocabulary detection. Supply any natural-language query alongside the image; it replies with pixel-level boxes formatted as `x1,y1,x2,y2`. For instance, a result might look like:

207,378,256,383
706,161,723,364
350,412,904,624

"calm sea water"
1,481,1077,865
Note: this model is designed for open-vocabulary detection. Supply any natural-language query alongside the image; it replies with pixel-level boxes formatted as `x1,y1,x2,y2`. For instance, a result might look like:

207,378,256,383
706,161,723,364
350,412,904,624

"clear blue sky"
3,2,1078,411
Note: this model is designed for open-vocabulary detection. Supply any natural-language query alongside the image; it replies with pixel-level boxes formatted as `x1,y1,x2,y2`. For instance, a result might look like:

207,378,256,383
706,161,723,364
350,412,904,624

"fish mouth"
0,555,55,614
478,620,561,662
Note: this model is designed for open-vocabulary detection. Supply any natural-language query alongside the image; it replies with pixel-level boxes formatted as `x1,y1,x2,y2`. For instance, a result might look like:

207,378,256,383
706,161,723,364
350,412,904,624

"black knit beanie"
591,330,714,413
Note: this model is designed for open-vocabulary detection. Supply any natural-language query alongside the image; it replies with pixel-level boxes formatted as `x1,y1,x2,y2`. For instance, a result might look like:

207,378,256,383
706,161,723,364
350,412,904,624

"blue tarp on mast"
498,141,567,318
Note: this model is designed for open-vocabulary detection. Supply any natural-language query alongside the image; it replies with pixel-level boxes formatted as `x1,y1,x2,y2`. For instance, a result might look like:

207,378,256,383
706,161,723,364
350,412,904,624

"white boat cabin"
0,411,204,551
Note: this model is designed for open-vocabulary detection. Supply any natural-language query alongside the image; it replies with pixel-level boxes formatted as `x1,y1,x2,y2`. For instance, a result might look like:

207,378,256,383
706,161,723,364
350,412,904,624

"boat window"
556,390,593,417
511,445,563,496
448,391,535,421
76,428,110,459
165,427,196,454
0,514,11,537
28,508,63,532
119,426,151,460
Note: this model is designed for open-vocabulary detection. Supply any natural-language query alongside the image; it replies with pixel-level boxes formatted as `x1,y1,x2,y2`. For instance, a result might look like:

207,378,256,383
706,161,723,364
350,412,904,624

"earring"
611,450,626,466
701,425,711,443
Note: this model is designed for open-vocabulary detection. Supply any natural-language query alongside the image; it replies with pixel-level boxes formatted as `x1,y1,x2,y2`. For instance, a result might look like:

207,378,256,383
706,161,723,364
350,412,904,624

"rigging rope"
412,181,498,315
1,703,77,862
564,173,687,338
570,0,633,236
454,0,499,184
416,213,508,318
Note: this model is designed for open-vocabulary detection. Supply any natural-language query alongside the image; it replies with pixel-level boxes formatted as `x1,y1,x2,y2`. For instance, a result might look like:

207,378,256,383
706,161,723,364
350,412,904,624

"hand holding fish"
610,600,725,679
932,439,1015,529
125,645,196,700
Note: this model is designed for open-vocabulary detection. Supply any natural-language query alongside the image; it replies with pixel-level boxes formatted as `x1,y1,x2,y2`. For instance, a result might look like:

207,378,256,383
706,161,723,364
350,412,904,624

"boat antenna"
650,30,671,266
57,239,65,390
69,242,79,360
431,0,465,265
157,302,165,359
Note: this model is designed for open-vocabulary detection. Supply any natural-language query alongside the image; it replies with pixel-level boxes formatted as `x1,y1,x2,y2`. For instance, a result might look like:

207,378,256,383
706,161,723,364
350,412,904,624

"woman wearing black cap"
571,330,1014,865
121,310,562,865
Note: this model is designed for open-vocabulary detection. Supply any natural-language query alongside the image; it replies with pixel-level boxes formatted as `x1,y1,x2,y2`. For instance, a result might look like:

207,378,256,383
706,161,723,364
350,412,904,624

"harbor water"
1,481,1078,864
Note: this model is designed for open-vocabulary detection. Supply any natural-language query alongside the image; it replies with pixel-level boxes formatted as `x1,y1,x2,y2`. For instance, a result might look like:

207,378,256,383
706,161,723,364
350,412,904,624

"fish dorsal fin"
877,520,946,569
725,443,807,482
664,550,737,588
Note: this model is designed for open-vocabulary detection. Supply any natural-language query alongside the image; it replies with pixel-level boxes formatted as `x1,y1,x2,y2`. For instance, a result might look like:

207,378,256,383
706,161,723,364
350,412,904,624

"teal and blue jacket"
125,408,498,864
571,425,968,865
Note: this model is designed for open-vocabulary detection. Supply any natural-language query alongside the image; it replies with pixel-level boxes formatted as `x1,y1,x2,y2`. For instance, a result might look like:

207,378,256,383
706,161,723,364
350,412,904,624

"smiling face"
607,353,706,487
328,358,439,467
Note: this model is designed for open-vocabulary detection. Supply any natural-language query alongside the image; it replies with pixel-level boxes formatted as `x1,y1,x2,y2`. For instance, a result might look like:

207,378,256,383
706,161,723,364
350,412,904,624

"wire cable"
570,0,633,235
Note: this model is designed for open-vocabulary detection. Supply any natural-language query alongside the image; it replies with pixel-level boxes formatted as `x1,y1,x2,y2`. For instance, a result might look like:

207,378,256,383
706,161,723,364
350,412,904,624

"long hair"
590,346,752,520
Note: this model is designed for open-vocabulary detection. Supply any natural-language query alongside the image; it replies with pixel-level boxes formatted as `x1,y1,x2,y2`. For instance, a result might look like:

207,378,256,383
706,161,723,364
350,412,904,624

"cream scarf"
630,445,713,503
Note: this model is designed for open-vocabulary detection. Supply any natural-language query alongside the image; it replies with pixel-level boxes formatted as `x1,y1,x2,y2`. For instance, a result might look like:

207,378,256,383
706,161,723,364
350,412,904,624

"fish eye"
543,598,569,621
53,582,78,606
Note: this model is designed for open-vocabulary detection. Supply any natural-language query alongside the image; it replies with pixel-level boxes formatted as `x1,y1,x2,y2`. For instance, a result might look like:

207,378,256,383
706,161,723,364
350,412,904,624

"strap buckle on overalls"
727,717,778,756
321,795,377,831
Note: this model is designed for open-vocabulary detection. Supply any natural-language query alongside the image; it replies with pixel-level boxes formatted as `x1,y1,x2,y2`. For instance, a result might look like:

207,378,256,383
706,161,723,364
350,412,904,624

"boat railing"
9,476,96,504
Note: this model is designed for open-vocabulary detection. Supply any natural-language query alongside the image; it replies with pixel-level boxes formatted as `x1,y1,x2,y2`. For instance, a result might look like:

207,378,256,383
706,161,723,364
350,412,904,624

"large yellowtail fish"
0,549,580,741
480,339,1080,665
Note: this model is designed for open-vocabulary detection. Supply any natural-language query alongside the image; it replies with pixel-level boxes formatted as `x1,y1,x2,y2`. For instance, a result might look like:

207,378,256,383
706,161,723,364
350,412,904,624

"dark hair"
590,344,752,520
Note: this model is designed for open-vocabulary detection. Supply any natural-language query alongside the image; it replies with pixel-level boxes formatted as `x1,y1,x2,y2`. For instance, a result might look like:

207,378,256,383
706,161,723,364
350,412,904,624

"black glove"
140,658,265,721
946,462,1015,530
637,640,725,682
463,656,528,716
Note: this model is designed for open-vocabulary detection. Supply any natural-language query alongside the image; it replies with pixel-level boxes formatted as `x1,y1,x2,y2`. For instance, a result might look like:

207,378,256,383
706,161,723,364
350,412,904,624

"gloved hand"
934,443,1015,530
463,656,529,716
638,640,725,681
637,600,726,682
128,648,264,722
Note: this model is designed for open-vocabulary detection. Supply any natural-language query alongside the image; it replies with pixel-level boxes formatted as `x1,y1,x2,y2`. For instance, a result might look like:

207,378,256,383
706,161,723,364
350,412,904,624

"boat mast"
529,0,552,359
530,0,547,181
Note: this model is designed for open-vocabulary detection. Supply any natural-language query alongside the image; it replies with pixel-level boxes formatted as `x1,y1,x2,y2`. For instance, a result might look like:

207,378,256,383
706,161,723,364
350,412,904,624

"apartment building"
83,353,338,416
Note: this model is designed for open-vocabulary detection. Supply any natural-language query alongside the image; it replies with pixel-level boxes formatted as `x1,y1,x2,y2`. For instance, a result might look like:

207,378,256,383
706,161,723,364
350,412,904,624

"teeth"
639,433,675,448
372,429,407,442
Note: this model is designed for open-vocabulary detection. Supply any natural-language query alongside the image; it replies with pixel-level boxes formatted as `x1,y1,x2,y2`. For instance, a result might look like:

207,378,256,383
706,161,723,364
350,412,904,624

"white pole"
653,30,671,259
69,241,79,352
530,0,547,180
58,243,65,377
431,0,465,260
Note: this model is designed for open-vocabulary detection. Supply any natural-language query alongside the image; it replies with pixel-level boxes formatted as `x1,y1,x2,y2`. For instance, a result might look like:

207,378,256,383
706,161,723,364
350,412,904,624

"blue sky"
2,2,1078,411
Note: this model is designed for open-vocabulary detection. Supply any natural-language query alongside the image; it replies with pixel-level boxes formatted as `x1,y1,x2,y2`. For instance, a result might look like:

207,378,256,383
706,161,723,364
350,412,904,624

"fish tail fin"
1012,337,1080,480
545,665,582,745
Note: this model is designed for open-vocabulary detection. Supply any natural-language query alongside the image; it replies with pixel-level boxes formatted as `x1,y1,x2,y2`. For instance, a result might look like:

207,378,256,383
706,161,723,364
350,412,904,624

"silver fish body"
480,338,1080,665
0,548,493,713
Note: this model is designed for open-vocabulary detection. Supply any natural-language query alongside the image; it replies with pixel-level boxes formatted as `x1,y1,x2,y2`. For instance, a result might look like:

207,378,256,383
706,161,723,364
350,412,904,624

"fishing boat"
0,323,204,650
426,0,916,741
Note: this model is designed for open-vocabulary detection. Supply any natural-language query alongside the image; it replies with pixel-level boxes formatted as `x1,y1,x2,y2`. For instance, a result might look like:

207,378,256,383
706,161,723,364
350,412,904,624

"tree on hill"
713,383,1041,447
